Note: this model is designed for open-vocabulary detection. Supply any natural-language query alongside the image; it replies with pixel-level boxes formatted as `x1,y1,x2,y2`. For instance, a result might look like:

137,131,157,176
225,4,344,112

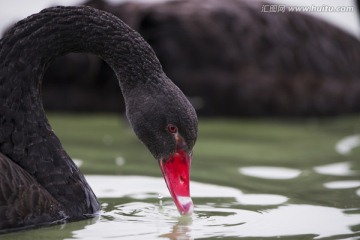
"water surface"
2,174,360,239
2,115,360,239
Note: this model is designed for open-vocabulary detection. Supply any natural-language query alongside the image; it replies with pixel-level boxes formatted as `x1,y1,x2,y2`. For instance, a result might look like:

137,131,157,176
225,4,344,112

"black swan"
43,0,360,116
0,6,197,231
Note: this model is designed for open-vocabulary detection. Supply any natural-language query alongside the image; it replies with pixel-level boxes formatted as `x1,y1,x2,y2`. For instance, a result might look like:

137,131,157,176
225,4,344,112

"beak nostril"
179,175,185,184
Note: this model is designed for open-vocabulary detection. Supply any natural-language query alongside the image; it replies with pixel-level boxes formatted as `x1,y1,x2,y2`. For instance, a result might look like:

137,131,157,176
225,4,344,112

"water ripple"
69,203,360,239
65,175,360,239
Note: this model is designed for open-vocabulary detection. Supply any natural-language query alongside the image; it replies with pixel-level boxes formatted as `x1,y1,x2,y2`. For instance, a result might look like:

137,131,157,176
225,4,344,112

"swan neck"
0,6,163,218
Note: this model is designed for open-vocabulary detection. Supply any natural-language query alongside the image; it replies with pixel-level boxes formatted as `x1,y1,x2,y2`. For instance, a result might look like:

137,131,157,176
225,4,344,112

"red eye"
167,124,178,133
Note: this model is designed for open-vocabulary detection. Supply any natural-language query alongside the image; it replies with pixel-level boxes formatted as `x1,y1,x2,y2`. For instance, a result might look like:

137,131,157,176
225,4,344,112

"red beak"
159,149,193,215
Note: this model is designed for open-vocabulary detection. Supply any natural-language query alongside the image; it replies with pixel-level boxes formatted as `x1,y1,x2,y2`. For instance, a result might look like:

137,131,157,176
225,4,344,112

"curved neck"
1,6,163,95
0,6,163,217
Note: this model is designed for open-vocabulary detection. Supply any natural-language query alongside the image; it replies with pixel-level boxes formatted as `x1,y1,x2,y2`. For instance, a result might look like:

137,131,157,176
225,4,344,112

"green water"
2,114,360,239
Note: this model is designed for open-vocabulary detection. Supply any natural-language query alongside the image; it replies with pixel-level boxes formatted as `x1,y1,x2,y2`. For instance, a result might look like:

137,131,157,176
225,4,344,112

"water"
2,173,360,239
2,116,360,239
83,175,360,239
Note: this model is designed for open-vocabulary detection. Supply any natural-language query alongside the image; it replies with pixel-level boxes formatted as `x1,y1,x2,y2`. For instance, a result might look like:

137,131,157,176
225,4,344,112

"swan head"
125,77,198,215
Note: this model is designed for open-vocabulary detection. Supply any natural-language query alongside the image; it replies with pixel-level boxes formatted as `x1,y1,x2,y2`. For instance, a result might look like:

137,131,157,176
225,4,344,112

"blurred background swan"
1,0,360,117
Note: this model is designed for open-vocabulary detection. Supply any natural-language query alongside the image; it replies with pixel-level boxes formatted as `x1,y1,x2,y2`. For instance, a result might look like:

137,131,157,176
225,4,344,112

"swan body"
0,6,197,231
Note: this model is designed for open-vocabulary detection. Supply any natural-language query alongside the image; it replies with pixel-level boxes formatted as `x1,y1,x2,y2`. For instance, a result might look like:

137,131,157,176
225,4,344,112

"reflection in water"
86,175,288,206
314,162,358,176
335,134,360,155
236,194,288,205
238,166,302,179
324,180,360,189
159,214,193,240
86,175,242,199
